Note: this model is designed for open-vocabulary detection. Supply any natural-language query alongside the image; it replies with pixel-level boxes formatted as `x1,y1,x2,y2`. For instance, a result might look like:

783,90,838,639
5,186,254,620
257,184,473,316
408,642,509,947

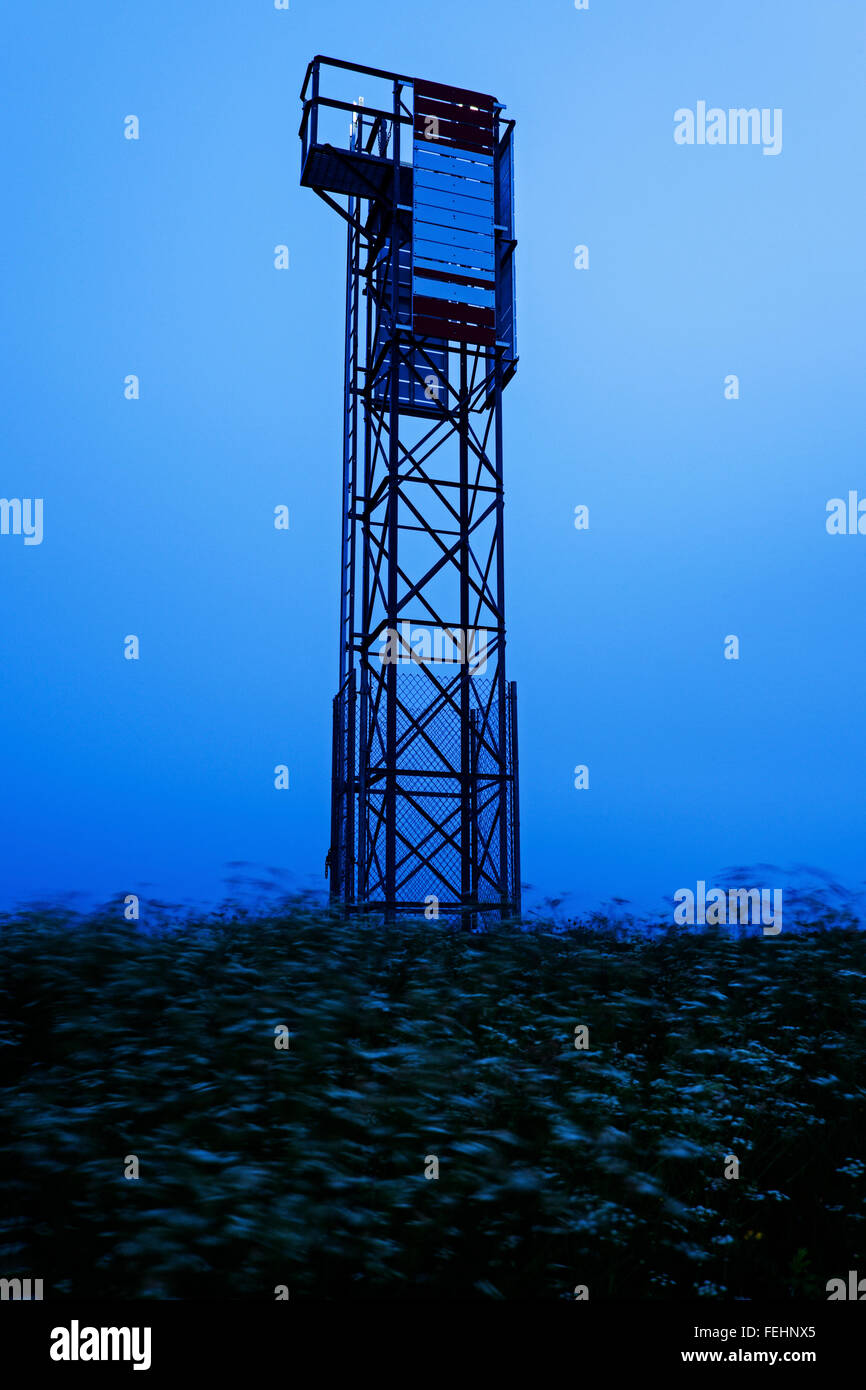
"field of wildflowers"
0,904,862,1299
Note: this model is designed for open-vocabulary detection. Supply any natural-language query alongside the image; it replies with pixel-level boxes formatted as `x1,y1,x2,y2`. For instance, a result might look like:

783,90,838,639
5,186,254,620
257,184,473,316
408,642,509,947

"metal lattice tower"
299,56,520,922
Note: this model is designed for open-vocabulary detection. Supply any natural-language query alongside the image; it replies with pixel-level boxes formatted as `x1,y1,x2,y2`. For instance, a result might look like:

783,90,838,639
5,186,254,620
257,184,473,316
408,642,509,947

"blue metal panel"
413,204,493,237
414,169,494,205
414,237,496,274
374,334,449,410
413,277,496,309
373,236,448,410
414,221,495,254
413,184,494,219
413,144,494,181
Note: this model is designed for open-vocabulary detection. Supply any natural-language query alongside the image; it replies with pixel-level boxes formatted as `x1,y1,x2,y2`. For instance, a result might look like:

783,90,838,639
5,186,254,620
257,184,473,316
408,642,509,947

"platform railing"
299,55,414,177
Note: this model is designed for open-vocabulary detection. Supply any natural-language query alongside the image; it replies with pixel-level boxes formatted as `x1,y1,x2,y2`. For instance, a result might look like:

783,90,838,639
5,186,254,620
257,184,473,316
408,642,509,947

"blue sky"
2,1,865,920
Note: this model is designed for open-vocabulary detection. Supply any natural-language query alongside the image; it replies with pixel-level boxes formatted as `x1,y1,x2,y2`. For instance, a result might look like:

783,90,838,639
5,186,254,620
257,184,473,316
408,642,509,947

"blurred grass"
0,903,863,1299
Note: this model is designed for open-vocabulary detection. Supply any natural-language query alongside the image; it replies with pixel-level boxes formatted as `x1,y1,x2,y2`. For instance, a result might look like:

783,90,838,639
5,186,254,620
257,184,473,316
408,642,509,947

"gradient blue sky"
2,1,864,920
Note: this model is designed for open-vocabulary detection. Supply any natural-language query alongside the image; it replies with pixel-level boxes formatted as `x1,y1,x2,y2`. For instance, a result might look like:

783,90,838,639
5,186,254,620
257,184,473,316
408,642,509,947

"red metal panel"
415,95,495,130
413,119,494,154
413,294,495,327
414,313,497,347
414,78,495,110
